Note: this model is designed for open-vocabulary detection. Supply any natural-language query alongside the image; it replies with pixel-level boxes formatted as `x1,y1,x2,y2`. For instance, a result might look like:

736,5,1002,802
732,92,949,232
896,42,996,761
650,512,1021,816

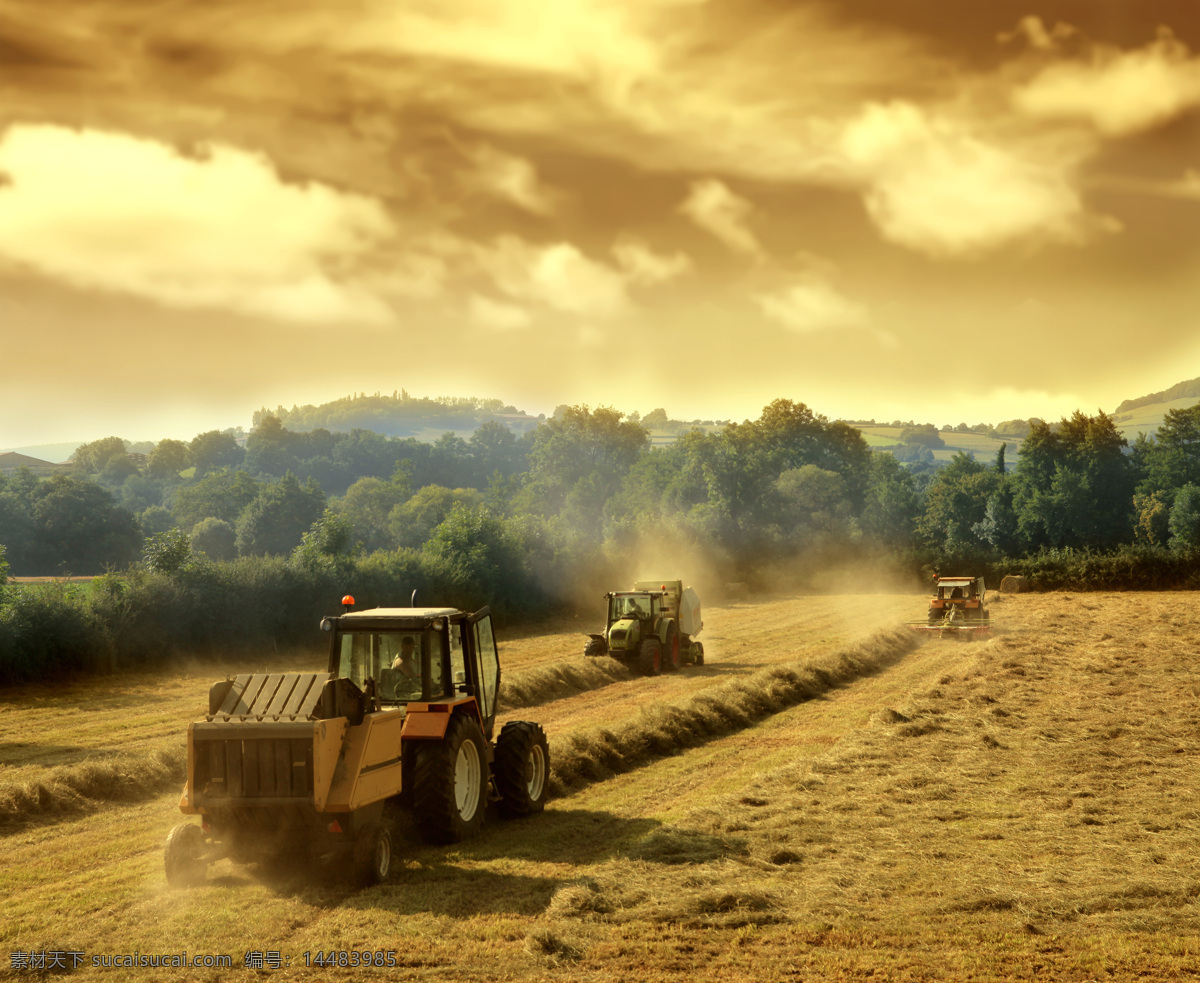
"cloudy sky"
1,0,1197,448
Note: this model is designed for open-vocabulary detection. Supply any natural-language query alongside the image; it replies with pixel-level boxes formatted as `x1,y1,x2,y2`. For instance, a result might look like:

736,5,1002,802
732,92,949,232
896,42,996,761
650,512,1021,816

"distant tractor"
164,599,549,888
584,580,704,675
909,575,992,639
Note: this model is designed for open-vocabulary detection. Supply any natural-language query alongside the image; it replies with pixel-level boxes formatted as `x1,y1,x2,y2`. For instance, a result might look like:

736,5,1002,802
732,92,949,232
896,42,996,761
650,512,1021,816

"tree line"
5,400,1200,580
4,399,1200,682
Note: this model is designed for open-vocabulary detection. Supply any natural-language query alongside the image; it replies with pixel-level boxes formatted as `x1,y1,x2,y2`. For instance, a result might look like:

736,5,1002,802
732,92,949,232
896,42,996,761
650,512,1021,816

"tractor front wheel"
494,721,550,818
164,823,208,888
638,638,662,676
411,713,487,844
692,642,705,666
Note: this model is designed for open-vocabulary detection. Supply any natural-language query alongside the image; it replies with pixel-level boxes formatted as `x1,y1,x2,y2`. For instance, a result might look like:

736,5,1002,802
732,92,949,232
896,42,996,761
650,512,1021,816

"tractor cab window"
448,622,467,693
614,595,651,620
471,614,500,728
338,630,449,704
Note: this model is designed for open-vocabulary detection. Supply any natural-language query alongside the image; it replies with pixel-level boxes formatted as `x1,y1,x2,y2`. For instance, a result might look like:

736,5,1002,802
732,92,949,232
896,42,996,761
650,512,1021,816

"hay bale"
1000,575,1030,594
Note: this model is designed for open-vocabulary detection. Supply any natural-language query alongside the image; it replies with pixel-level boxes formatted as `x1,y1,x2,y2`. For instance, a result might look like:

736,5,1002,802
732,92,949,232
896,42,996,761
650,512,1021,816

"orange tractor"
909,575,992,639
164,599,549,887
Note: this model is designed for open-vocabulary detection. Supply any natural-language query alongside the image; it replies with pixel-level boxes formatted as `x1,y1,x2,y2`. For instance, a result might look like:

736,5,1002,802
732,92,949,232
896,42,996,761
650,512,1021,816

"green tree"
770,465,852,549
29,474,142,573
143,527,192,573
423,502,520,598
973,486,1019,555
755,399,871,510
898,424,945,449
1168,483,1200,549
243,413,295,477
190,430,245,476
1013,412,1134,550
235,473,326,557
518,406,647,538
146,438,192,480
0,469,37,573
859,453,919,548
172,468,262,529
642,408,669,430
119,474,162,514
1140,404,1200,495
73,436,129,474
1133,491,1171,547
917,453,999,549
335,474,411,552
468,420,526,484
292,508,361,571
190,517,238,561
389,485,484,550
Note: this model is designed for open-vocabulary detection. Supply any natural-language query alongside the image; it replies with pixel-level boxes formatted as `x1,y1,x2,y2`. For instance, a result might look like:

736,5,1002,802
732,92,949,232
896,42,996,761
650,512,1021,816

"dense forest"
3,398,1200,682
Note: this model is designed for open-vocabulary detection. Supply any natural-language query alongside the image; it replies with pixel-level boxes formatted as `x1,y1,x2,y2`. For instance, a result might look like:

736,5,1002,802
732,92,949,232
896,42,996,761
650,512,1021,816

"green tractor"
584,580,704,675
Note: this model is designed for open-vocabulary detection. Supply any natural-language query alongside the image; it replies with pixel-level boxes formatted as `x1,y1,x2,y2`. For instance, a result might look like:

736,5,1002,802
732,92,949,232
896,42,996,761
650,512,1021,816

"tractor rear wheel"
638,638,662,676
164,823,207,888
664,623,681,671
411,713,487,844
352,823,392,885
494,721,550,818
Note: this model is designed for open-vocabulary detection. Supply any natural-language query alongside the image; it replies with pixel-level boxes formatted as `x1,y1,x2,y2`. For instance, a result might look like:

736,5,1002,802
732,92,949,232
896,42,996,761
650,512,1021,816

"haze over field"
1,0,1197,447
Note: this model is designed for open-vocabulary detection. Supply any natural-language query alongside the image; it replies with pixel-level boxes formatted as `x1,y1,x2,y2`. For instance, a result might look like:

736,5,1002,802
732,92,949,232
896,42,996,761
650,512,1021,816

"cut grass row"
0,626,915,830
548,627,920,795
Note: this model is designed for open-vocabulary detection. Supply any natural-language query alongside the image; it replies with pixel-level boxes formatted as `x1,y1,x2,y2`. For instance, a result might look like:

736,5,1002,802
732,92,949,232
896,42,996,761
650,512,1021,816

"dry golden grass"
5,591,1200,981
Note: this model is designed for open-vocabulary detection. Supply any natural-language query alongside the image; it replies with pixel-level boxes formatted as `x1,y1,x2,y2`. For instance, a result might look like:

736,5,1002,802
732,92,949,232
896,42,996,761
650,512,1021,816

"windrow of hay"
0,657,629,829
547,627,920,796
0,748,185,827
498,658,632,712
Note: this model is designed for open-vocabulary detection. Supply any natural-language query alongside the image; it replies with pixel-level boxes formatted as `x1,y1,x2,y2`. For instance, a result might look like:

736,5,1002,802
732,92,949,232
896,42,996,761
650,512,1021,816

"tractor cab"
609,591,662,626
320,605,500,738
928,576,987,623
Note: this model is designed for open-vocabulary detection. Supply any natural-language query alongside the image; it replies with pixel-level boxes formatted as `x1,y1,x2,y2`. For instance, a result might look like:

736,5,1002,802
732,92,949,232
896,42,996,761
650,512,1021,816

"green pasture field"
1113,396,1200,441
857,426,1018,464
3,592,1200,981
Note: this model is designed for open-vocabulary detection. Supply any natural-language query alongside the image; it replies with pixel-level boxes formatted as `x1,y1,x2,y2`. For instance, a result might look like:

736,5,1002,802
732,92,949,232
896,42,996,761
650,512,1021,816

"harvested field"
4,591,1200,981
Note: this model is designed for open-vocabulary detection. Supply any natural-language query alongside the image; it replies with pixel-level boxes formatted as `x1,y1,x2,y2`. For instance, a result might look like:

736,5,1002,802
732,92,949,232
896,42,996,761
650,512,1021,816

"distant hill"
258,391,542,436
1112,376,1200,440
0,451,72,474
1116,377,1200,414
0,442,83,464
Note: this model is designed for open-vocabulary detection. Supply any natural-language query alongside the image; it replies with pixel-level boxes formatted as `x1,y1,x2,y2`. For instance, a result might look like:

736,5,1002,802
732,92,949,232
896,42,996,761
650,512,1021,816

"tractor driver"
626,598,645,619
391,635,419,679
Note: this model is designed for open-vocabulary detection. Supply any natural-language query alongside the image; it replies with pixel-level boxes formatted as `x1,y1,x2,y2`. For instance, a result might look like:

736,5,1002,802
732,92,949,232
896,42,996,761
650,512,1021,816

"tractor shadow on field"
246,807,743,917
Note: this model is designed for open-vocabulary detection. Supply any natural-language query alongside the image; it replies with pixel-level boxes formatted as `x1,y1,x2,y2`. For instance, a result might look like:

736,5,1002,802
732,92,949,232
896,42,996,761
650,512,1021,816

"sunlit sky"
1,0,1198,449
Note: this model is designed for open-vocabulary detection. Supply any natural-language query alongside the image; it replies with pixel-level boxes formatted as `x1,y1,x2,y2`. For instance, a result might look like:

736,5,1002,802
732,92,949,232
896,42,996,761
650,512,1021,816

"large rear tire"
664,623,681,672
164,823,207,888
411,714,487,845
638,638,662,676
494,721,550,818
